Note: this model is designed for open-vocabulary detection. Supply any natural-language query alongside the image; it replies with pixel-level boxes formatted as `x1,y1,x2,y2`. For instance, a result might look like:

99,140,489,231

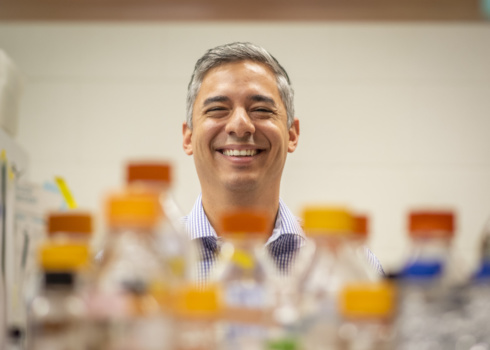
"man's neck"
201,188,279,237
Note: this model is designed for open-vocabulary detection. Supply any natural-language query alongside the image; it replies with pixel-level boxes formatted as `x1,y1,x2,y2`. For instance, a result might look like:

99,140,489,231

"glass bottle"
27,243,90,350
24,212,94,325
397,210,459,350
88,189,172,350
464,216,490,347
171,284,222,350
300,206,376,350
125,160,198,284
214,209,273,350
337,281,397,350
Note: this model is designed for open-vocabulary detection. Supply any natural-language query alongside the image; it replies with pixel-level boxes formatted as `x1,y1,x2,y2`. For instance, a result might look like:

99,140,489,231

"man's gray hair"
186,42,295,129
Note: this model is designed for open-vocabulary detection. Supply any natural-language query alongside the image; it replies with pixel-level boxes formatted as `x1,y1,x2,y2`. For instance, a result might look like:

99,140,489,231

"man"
181,42,383,280
181,42,304,278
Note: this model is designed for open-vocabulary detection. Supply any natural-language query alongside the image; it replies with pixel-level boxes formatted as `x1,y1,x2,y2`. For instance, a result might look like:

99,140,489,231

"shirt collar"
183,194,305,244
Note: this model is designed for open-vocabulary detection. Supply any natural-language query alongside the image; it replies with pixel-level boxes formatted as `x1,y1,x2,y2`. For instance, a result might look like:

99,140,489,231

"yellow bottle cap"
340,282,396,319
39,243,90,271
302,206,353,235
105,189,161,229
174,284,222,317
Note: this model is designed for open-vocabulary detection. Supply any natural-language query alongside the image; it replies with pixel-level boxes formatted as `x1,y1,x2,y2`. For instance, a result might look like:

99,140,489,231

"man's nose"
225,108,255,138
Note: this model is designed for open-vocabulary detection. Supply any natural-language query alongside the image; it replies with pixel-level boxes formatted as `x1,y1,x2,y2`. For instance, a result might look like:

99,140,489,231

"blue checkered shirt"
182,194,384,282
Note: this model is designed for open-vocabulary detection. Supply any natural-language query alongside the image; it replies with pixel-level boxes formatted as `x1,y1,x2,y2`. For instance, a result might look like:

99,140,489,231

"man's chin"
223,177,259,193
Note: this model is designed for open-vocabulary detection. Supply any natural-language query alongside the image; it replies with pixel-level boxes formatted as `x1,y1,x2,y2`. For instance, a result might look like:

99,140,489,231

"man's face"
183,60,299,194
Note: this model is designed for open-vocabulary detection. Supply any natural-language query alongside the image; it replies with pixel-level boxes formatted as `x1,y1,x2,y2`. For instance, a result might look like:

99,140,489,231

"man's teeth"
222,149,258,157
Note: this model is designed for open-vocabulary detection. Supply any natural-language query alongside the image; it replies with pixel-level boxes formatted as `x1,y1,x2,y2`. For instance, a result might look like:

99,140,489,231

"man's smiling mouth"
219,149,263,157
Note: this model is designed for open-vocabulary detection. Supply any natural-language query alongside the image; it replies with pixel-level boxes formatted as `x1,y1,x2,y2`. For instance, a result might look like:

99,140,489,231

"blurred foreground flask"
337,282,397,350
401,210,456,280
25,212,94,320
126,160,182,230
397,210,458,350
172,284,222,350
300,206,376,350
465,216,490,347
215,209,273,350
47,212,95,286
126,160,197,283
27,243,90,350
474,217,490,280
88,190,171,350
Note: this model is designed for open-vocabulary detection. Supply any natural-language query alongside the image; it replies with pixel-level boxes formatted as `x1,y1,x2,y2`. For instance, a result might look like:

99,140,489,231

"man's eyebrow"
202,95,230,106
249,95,276,107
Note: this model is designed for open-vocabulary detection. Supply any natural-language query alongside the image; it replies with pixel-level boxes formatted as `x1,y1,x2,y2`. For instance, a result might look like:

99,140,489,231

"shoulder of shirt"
181,194,217,240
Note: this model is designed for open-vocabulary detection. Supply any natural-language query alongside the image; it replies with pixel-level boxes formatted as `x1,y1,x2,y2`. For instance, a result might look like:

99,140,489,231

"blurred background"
1,0,490,273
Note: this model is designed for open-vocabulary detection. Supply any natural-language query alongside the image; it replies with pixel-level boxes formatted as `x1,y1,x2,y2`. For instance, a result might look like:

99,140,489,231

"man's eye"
253,108,272,113
252,108,274,117
206,107,227,113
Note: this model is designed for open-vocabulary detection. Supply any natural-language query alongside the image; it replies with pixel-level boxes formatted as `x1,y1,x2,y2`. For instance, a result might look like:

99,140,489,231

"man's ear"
288,118,300,153
182,122,193,155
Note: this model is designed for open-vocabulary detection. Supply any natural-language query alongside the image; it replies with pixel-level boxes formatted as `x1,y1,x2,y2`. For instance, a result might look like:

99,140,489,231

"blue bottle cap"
401,261,443,279
473,260,490,281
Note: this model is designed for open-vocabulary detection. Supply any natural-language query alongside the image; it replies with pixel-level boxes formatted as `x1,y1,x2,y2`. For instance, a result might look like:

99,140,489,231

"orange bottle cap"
220,209,268,235
126,161,172,185
302,206,353,235
353,215,369,237
106,190,161,229
47,212,93,236
409,210,455,238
